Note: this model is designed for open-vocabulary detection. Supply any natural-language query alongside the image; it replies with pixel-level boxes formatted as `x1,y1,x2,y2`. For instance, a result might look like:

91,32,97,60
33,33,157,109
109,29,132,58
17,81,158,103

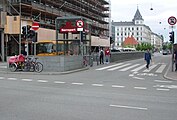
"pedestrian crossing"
95,62,167,73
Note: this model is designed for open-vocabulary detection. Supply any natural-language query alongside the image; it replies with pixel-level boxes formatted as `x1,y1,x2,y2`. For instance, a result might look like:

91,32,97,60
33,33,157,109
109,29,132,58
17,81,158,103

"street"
0,53,177,120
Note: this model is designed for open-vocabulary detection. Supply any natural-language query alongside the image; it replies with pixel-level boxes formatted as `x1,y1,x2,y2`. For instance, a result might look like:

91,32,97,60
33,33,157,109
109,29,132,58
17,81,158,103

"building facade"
112,7,163,49
0,0,110,61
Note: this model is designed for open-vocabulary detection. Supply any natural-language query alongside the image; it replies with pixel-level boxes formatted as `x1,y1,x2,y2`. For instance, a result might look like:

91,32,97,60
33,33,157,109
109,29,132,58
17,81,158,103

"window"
137,27,139,30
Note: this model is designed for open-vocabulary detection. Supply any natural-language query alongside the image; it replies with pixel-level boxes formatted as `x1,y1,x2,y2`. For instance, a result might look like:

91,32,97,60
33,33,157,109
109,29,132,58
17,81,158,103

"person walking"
174,49,177,71
99,48,104,64
105,47,110,64
144,49,152,69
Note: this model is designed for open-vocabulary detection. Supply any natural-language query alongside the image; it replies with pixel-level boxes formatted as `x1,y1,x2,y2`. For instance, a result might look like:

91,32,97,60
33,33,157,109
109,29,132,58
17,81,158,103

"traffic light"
81,31,86,42
169,31,174,43
110,37,114,44
22,26,27,38
28,30,37,42
32,32,38,42
26,25,31,38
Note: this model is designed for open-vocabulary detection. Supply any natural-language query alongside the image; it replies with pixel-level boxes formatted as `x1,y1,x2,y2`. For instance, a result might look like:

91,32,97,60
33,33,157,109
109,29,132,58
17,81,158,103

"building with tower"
112,7,163,50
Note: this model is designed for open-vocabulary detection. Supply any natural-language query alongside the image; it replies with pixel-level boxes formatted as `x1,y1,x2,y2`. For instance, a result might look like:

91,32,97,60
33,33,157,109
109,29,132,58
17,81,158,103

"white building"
112,7,163,49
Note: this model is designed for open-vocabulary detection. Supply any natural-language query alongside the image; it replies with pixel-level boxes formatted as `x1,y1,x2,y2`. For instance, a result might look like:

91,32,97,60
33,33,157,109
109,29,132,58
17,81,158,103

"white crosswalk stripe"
143,64,158,72
119,64,140,71
96,62,167,73
95,63,124,70
155,64,166,73
108,63,131,71
131,64,146,72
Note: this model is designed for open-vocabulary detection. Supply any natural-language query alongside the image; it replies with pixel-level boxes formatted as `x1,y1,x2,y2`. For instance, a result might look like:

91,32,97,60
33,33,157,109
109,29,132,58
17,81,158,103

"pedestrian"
99,48,104,64
174,49,177,71
144,48,152,69
105,47,110,64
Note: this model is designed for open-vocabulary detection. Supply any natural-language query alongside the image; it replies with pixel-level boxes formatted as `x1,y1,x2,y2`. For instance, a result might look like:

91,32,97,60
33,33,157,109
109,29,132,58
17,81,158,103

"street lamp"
150,3,153,10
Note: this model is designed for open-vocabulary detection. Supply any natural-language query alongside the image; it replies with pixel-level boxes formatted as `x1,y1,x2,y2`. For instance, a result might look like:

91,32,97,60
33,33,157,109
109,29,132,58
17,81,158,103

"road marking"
7,78,17,80
119,64,140,71
133,77,144,80
54,81,66,84
71,82,84,85
108,63,131,71
110,104,148,110
154,80,172,83
95,63,124,70
131,65,146,72
92,84,104,87
37,80,48,83
143,64,157,72
134,87,147,90
0,66,7,68
129,74,134,76
156,88,170,91
112,85,125,88
21,79,33,82
155,64,166,73
0,77,4,79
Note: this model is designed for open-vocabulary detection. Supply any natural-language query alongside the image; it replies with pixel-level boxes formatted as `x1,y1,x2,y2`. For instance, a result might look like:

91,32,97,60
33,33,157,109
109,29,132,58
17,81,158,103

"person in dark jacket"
144,49,152,69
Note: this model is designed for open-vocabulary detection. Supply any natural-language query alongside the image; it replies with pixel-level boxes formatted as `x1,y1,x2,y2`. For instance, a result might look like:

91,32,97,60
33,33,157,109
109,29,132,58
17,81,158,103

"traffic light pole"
171,29,174,72
172,43,174,72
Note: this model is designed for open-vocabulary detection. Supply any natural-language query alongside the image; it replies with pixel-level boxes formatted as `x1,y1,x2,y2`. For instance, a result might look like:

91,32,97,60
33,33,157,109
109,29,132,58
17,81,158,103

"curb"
163,62,176,81
0,67,89,75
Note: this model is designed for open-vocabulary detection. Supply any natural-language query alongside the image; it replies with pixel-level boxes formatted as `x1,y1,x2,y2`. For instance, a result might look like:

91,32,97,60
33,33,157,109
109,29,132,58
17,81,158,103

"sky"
111,0,177,42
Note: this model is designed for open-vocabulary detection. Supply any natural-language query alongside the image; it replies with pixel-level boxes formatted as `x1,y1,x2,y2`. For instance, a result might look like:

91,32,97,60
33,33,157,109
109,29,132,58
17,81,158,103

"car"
162,50,168,55
111,49,121,52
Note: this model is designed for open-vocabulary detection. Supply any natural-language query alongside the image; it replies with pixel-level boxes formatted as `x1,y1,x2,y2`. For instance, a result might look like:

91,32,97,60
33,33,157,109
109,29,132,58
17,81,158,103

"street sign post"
168,16,176,72
32,22,39,31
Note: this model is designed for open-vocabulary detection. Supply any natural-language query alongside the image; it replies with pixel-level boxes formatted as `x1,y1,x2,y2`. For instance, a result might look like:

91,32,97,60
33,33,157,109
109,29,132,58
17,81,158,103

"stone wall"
110,51,144,62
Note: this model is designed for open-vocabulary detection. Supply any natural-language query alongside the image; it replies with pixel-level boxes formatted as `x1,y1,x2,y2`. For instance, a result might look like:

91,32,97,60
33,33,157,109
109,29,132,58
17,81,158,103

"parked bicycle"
8,55,43,73
82,55,93,67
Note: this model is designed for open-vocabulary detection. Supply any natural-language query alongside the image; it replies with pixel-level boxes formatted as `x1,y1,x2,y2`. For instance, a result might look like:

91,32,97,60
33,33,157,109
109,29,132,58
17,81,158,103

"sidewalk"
164,63,177,81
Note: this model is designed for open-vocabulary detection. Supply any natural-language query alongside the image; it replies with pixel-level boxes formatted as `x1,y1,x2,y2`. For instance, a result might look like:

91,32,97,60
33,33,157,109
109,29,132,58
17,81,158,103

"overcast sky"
111,0,177,42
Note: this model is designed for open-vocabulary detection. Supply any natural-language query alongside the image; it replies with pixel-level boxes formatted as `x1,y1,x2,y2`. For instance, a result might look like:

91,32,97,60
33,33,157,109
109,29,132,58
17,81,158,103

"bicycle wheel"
9,63,17,72
34,62,43,72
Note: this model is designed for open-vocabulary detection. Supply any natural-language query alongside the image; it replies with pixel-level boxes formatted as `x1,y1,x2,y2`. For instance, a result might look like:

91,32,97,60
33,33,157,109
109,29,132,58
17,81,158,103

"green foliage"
135,42,153,51
162,42,172,50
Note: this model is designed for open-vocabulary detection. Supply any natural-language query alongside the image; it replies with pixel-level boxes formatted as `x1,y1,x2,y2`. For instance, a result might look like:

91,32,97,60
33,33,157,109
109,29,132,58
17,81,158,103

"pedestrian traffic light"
169,31,174,43
22,26,27,38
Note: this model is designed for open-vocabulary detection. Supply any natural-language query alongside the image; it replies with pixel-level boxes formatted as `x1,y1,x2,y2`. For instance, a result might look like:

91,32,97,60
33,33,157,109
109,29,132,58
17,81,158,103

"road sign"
32,22,39,31
168,16,177,25
76,20,84,28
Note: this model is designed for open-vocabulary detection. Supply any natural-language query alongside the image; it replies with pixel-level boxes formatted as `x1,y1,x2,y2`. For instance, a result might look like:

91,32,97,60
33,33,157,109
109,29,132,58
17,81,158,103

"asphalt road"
0,53,177,120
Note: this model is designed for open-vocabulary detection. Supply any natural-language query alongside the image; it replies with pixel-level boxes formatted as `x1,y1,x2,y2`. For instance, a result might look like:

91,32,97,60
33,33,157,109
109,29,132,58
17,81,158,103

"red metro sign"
60,21,77,33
